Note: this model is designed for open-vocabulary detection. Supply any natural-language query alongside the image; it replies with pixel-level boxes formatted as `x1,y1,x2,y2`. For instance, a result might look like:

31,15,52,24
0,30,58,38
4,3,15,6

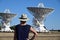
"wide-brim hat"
19,14,29,21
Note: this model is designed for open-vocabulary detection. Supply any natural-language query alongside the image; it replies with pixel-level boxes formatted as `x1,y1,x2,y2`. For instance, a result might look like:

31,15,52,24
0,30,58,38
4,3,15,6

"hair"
20,21,26,24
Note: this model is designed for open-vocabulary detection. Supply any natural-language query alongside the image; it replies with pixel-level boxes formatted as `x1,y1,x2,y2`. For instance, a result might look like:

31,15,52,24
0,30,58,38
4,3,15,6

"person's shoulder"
26,24,31,27
15,24,20,27
16,24,19,26
26,24,30,26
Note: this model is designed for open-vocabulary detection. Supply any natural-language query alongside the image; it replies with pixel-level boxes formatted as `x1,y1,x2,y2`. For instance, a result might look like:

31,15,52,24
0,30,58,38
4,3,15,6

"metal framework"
0,9,16,32
27,3,54,32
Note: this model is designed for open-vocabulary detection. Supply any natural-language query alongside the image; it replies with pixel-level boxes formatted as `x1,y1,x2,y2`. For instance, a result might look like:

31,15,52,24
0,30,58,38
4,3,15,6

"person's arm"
30,27,38,40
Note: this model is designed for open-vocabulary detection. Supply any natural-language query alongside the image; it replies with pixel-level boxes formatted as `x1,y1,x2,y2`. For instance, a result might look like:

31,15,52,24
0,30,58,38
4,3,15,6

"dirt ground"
0,32,60,40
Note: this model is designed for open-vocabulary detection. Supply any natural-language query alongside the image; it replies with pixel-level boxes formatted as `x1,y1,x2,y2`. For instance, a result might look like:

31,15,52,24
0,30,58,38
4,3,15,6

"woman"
14,14,38,40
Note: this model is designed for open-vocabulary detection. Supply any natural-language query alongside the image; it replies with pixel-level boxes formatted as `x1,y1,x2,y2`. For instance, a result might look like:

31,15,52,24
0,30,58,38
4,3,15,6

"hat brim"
19,18,29,21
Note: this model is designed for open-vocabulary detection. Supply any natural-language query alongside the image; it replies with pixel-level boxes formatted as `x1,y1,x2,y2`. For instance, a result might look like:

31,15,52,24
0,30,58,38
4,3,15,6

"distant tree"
58,30,60,32
10,25,16,30
0,21,2,30
0,26,1,30
0,23,2,30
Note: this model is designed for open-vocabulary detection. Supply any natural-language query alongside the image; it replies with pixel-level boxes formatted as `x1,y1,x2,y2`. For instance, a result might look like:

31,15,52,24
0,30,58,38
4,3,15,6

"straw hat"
19,14,29,21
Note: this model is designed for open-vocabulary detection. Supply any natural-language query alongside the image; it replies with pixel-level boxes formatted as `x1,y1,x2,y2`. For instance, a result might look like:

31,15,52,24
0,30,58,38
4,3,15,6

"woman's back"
15,24,31,40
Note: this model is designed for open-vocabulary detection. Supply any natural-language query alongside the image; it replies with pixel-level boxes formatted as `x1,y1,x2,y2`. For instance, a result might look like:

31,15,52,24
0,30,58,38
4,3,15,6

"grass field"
0,31,60,40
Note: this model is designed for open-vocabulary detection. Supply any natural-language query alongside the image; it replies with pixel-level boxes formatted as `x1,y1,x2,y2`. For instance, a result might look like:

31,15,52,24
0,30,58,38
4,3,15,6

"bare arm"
30,27,38,40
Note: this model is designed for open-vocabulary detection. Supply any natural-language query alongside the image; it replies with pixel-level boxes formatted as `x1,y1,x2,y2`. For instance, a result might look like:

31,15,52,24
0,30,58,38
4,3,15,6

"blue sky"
0,0,60,30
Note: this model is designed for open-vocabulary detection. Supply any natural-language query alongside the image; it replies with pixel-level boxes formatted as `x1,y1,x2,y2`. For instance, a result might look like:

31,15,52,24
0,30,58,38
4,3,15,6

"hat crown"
21,14,27,18
19,14,29,21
